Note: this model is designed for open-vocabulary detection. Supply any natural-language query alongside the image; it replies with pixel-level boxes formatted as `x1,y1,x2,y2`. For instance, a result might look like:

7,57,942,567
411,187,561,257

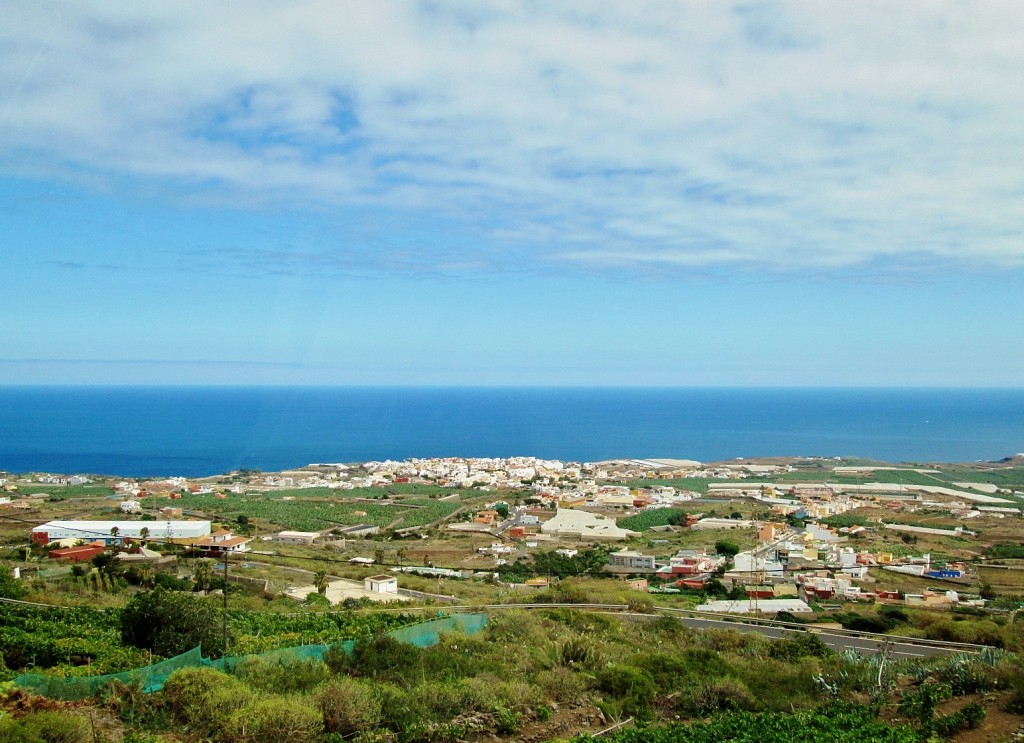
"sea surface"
0,387,1022,477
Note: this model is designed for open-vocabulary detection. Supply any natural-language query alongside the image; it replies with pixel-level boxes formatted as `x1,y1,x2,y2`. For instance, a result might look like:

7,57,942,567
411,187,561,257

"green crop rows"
571,703,917,743
180,490,461,532
617,508,688,531
0,602,426,677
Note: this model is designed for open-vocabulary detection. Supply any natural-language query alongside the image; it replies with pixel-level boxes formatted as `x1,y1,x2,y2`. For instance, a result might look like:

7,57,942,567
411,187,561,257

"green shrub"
0,568,27,600
0,717,35,743
418,636,487,681
161,666,252,731
933,702,985,737
898,680,952,736
674,677,757,717
834,612,891,634
714,540,740,557
18,710,91,743
98,679,168,731
634,652,692,691
929,654,997,696
233,657,330,694
596,664,657,720
319,677,383,735
325,635,421,681
1002,662,1024,713
553,637,600,669
218,695,323,743
768,632,832,661
696,628,757,655
374,682,429,740
485,611,546,645
878,605,909,625
152,573,191,591
121,588,228,657
738,658,824,712
536,667,592,704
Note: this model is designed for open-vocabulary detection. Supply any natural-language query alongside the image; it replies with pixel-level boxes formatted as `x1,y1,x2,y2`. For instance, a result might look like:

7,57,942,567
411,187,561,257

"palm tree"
313,570,329,596
396,547,407,567
110,526,120,544
193,559,213,593
139,526,150,543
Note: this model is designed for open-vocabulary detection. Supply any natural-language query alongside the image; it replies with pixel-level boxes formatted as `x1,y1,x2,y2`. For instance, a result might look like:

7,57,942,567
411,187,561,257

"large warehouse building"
31,520,211,545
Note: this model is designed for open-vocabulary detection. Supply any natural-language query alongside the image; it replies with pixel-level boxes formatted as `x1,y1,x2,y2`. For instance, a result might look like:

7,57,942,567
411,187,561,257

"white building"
276,530,321,545
363,575,398,593
540,509,640,540
120,501,142,514
31,520,211,545
733,551,785,577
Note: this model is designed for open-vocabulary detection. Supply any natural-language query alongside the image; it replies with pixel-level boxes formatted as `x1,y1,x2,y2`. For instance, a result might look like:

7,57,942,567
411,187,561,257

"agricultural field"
179,489,463,532
936,465,1024,491
1,483,118,500
616,508,688,532
0,599,425,678
0,603,145,677
619,478,710,493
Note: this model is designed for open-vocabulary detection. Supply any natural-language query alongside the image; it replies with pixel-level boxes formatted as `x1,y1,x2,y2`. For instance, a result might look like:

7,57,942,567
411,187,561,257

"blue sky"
1,1,1023,386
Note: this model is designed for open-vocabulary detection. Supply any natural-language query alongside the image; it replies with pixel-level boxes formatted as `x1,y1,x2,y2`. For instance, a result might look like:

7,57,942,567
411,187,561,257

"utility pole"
222,548,229,658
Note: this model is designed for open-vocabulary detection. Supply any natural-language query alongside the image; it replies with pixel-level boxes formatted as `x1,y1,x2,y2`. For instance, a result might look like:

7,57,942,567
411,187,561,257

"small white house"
276,530,321,545
120,501,142,514
364,575,398,593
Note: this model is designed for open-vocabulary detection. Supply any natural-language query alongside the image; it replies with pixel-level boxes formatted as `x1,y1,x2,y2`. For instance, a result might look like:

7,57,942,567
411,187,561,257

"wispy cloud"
2,1,1023,275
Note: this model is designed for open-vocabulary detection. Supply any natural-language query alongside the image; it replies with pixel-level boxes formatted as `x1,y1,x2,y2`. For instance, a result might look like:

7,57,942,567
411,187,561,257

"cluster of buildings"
29,520,253,557
602,519,982,613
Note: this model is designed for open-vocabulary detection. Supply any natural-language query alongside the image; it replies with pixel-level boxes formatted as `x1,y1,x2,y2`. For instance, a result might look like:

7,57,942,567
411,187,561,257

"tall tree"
314,570,329,596
121,588,227,657
193,559,213,593
0,567,25,600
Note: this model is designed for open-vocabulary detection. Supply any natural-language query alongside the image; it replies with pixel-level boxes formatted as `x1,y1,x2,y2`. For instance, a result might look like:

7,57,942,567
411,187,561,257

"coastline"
2,386,1024,477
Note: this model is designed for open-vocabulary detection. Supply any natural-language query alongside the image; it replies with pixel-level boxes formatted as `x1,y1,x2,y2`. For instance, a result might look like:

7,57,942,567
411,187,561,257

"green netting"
14,645,205,701
386,613,488,647
14,613,487,700
205,642,336,672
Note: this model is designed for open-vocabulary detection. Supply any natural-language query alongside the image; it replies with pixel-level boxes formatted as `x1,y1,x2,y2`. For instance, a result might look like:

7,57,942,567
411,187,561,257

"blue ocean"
0,387,1022,477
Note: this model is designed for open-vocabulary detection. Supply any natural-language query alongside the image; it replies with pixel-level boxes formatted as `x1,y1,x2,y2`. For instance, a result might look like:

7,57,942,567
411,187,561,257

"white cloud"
2,0,1023,274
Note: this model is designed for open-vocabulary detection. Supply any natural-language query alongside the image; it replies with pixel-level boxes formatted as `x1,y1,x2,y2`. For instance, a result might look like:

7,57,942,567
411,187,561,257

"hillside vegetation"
5,598,1024,742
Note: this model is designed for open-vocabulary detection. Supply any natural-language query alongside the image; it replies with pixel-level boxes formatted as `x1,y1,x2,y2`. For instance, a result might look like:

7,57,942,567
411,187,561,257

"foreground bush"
219,695,323,743
2,710,92,743
319,677,383,736
233,656,330,694
161,666,252,732
673,677,757,717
